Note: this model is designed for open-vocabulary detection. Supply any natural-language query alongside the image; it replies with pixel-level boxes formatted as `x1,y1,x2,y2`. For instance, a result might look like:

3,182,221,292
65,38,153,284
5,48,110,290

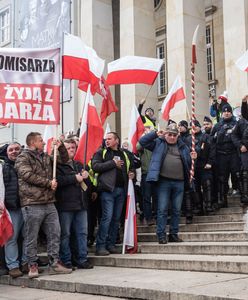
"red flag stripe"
162,87,185,120
62,56,90,81
106,69,159,86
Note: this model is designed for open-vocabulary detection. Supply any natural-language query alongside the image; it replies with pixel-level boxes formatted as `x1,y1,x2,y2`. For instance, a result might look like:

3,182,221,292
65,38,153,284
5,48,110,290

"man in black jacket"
92,132,134,256
56,139,93,269
232,116,248,204
211,105,240,207
3,142,27,278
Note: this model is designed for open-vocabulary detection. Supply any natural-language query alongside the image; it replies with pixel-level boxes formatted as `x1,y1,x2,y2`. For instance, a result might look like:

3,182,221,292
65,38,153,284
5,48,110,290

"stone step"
2,267,248,300
138,221,245,233
89,253,248,274
180,213,244,223
139,241,248,256
211,206,244,214
138,231,248,242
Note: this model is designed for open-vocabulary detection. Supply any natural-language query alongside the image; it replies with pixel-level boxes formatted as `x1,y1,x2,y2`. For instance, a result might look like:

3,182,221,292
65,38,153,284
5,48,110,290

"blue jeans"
156,178,184,239
96,187,125,251
59,210,88,266
5,209,27,270
141,174,153,221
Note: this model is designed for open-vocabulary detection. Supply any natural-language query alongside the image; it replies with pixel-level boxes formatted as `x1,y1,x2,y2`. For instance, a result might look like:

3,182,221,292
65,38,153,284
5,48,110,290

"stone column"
223,0,248,107
166,0,209,123
78,0,115,129
119,0,157,139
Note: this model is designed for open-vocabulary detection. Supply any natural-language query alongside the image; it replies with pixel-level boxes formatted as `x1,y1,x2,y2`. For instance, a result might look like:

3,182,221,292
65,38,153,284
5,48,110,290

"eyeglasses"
167,133,177,137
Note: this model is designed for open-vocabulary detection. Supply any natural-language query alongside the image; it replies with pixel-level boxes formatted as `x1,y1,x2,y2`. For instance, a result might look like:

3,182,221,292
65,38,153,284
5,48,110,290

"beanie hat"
178,120,188,130
168,119,177,126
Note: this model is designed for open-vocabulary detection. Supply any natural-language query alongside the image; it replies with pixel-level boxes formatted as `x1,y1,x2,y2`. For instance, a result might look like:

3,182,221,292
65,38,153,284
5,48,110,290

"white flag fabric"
43,125,56,155
235,50,248,72
106,56,163,86
122,179,138,254
161,76,186,121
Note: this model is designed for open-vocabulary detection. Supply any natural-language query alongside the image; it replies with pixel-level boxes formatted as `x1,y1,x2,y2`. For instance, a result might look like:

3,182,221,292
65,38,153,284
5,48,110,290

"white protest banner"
0,48,60,125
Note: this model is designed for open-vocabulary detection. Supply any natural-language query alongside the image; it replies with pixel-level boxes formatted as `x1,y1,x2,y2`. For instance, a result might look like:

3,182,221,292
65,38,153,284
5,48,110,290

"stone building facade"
0,0,247,144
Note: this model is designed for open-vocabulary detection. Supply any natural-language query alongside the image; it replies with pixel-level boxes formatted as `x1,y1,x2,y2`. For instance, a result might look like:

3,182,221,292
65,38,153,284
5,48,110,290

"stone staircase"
2,197,248,300
89,197,248,275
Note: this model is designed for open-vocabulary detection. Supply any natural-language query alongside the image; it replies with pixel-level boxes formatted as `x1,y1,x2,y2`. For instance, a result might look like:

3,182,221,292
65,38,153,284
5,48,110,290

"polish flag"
0,164,13,246
100,77,118,125
106,56,164,86
77,46,105,95
85,46,105,94
62,33,90,82
43,125,56,155
74,86,104,165
161,76,186,121
236,50,248,72
128,105,145,154
122,179,138,254
192,25,199,64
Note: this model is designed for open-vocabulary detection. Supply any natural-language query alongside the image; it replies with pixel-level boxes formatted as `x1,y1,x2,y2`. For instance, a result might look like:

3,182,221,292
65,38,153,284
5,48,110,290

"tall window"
156,43,166,96
0,7,10,46
206,25,214,81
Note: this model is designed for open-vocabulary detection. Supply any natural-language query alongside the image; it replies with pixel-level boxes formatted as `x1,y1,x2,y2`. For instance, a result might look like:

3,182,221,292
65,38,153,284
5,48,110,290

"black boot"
218,177,227,208
184,190,193,224
192,191,203,215
203,179,213,214
241,171,248,204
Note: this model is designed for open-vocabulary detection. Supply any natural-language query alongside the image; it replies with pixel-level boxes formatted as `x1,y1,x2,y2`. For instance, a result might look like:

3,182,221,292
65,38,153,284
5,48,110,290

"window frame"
0,5,11,47
156,42,167,98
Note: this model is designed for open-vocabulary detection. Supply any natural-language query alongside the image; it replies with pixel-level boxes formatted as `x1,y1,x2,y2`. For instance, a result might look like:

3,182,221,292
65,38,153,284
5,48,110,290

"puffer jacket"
15,145,68,207
3,158,20,210
139,131,192,186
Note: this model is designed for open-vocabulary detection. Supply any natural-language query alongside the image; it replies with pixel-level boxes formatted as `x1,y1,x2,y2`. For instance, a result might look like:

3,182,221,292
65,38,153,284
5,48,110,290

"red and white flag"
122,179,138,254
74,86,104,165
62,33,90,82
43,125,56,155
236,50,248,72
192,25,199,64
86,46,105,94
0,164,13,246
161,76,186,121
106,56,163,86
128,105,145,154
100,77,118,125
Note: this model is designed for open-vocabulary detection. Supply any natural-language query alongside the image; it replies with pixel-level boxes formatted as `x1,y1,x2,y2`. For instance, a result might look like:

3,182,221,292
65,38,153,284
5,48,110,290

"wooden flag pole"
190,25,199,184
52,125,58,180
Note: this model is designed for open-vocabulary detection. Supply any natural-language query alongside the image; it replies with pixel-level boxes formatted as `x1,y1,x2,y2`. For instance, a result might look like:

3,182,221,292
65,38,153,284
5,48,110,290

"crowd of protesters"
0,93,248,279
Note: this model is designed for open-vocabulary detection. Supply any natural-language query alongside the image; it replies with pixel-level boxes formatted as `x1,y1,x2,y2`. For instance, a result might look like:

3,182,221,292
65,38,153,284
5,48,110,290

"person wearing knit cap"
178,120,191,148
211,104,240,208
210,91,229,123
